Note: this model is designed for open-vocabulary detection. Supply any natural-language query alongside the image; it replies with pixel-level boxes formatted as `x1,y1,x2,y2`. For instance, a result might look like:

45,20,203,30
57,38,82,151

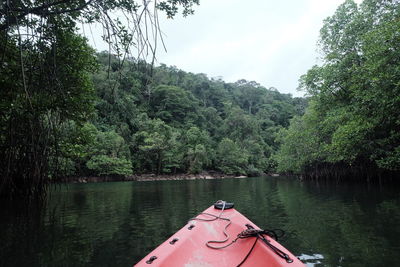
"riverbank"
64,172,278,183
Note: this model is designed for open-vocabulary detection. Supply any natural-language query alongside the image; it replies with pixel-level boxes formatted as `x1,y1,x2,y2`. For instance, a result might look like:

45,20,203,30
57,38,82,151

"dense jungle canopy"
60,56,307,178
0,0,399,198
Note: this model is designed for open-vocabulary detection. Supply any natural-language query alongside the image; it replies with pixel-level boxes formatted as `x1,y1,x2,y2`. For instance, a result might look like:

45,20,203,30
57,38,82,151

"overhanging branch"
0,0,94,31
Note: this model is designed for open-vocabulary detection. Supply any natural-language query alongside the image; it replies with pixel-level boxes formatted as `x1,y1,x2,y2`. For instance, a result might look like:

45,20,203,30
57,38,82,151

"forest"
58,55,307,178
1,0,399,198
275,0,400,180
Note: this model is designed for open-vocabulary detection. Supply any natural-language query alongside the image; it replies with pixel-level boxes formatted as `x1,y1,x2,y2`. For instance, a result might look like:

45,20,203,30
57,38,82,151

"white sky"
85,0,362,97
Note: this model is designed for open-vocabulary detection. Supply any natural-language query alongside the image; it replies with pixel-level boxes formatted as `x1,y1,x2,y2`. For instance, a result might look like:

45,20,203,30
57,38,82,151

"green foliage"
0,27,98,197
275,101,327,173
278,0,400,177
183,127,213,173
86,155,132,176
149,85,198,126
59,122,97,160
187,144,208,174
55,122,97,176
1,9,307,196
86,130,132,176
0,0,201,197
220,106,260,142
87,56,305,177
216,138,249,175
133,117,182,174
92,53,141,131
328,117,374,163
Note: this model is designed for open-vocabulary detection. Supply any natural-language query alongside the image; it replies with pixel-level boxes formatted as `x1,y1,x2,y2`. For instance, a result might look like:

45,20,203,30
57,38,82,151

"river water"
1,177,399,267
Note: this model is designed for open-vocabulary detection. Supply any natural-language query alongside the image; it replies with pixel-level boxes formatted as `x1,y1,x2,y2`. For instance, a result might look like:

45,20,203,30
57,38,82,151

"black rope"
202,224,293,265
189,201,293,266
236,236,258,267
238,224,293,264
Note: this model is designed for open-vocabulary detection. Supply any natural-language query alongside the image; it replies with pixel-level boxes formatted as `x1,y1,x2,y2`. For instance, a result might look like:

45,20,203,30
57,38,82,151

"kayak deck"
135,204,304,267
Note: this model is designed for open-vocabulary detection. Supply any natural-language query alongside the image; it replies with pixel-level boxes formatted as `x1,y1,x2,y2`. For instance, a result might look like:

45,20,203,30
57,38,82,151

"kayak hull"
134,205,304,267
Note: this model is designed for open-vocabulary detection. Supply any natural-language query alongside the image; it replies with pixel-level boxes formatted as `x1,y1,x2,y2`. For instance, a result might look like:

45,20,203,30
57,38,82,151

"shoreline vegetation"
274,1,400,178
1,0,399,199
64,172,282,184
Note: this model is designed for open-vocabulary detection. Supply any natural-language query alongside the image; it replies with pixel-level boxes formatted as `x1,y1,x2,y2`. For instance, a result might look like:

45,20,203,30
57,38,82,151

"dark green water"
1,177,400,267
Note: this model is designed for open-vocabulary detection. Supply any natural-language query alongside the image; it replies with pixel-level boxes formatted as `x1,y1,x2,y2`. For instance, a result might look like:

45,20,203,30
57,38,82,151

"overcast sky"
86,0,362,97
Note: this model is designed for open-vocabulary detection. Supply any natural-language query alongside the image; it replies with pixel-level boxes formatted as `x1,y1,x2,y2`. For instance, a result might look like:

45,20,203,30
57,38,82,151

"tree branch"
0,0,94,31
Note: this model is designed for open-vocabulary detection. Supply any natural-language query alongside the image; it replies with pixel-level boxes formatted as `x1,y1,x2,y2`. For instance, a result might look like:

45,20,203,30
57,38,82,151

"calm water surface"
1,177,400,267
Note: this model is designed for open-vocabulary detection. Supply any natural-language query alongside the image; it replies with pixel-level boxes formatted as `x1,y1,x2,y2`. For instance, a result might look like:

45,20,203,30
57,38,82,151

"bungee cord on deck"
189,200,293,266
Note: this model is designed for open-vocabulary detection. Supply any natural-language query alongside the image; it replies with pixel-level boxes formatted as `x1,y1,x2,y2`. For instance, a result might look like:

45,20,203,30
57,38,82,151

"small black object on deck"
214,201,234,210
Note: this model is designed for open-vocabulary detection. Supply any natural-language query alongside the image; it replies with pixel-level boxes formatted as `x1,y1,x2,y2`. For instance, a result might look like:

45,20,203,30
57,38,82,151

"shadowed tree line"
0,0,200,198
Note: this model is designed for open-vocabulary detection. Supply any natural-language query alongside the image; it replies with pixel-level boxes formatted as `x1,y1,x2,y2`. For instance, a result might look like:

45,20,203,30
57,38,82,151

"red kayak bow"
135,201,305,267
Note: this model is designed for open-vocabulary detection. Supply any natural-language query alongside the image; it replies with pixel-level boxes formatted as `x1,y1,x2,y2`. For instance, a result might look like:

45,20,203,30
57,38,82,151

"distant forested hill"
56,53,307,177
